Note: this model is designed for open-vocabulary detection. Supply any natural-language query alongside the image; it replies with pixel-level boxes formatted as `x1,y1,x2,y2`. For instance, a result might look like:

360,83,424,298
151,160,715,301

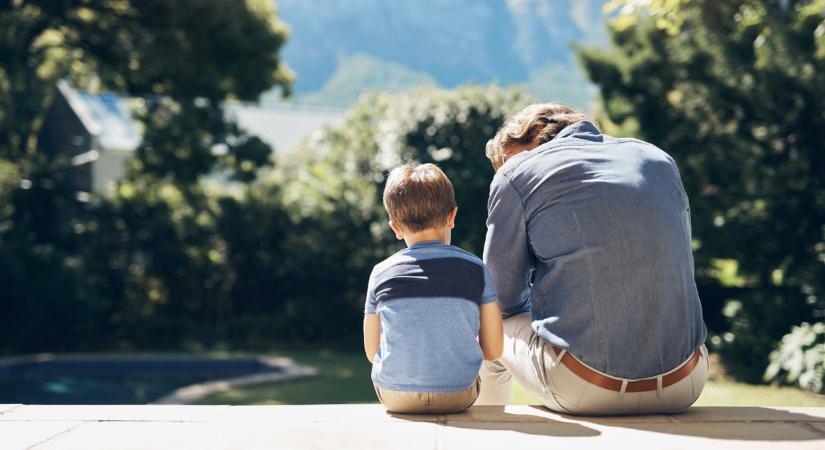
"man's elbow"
500,298,531,318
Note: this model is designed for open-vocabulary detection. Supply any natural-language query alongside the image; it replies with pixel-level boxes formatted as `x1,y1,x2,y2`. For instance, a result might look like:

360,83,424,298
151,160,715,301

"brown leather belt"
552,347,703,393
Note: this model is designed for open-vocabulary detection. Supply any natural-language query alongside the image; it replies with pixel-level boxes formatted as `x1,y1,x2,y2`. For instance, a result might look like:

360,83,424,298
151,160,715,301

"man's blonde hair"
486,103,587,170
383,163,456,232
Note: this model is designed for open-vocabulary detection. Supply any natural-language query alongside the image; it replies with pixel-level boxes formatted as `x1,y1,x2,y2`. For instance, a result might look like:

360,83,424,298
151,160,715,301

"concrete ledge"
1,405,824,449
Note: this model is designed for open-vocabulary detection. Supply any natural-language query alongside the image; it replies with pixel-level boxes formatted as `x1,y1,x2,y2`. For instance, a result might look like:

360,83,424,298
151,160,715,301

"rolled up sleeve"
483,174,533,317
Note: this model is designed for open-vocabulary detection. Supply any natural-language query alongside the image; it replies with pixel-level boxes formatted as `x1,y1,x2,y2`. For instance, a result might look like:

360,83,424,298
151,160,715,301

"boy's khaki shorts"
374,377,480,414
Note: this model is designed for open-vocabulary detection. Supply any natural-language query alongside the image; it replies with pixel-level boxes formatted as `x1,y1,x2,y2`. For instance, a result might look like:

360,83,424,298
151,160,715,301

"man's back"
485,121,707,379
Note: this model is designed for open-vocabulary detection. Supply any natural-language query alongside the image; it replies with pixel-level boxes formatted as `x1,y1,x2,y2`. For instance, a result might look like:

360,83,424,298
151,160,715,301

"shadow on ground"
392,406,602,437
389,405,825,441
552,406,825,441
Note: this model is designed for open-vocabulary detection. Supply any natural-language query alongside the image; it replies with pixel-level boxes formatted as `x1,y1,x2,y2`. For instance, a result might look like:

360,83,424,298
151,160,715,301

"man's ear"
388,221,405,240
446,207,458,229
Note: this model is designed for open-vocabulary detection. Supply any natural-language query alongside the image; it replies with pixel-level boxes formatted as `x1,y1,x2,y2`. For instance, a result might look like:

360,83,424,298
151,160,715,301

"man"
476,103,708,415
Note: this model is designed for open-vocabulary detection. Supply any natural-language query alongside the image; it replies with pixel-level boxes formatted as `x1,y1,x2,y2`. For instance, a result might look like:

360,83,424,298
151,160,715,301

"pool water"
0,356,282,404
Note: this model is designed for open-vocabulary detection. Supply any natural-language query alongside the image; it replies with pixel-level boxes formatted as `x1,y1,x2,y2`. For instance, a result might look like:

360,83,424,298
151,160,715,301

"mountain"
269,0,610,109
293,53,437,107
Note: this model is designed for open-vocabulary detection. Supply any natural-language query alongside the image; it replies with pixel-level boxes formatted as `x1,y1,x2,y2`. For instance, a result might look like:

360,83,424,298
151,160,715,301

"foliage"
765,322,825,394
281,85,532,258
579,0,825,381
0,0,292,353
1,12,529,352
211,86,527,346
0,0,292,161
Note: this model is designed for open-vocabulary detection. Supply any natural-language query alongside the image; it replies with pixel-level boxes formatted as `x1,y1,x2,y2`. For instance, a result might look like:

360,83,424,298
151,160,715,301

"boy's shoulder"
370,251,413,279
447,245,485,264
368,243,491,305
369,244,484,280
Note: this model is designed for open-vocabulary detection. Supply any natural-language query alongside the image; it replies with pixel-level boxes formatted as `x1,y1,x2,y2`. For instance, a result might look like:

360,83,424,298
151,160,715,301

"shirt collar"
553,120,601,141
409,240,446,249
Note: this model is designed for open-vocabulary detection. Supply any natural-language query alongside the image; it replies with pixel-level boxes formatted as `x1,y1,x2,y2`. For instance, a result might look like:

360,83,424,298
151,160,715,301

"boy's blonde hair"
383,163,456,232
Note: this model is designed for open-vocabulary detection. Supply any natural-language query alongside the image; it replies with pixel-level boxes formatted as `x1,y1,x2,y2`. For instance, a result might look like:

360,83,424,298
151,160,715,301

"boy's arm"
363,268,380,363
478,302,503,360
363,314,380,363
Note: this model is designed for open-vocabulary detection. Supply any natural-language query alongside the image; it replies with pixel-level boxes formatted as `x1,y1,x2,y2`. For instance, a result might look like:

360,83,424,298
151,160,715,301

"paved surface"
1,404,824,449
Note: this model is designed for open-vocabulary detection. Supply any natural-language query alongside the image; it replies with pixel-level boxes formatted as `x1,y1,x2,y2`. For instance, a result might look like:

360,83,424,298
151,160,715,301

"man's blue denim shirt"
483,120,707,379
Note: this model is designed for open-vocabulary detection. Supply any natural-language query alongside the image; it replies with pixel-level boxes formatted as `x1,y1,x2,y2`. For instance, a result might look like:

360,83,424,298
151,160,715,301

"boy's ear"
388,221,405,240
446,207,458,229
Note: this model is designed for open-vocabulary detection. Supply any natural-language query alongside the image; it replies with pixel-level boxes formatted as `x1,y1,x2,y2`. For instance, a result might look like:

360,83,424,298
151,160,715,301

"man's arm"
483,175,533,317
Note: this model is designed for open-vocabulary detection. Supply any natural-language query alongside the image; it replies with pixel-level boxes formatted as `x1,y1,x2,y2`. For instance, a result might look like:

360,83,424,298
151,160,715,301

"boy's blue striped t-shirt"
365,240,498,393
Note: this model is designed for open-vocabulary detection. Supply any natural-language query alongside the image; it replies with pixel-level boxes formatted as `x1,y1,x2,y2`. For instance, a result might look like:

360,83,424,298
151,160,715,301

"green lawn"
197,350,825,407
198,350,376,405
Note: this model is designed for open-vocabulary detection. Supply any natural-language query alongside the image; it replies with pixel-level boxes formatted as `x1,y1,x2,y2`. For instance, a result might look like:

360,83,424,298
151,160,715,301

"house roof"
225,101,344,153
58,81,345,154
59,80,143,152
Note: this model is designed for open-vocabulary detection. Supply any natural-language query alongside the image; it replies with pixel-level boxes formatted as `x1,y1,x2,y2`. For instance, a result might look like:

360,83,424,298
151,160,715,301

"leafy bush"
715,291,815,383
765,322,825,394
0,84,531,354
283,86,532,255
0,0,294,353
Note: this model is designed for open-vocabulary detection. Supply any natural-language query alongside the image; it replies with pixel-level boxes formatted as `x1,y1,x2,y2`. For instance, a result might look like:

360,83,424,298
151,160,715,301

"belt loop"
535,344,551,395
617,379,628,400
656,375,664,398
541,347,568,395
553,349,567,367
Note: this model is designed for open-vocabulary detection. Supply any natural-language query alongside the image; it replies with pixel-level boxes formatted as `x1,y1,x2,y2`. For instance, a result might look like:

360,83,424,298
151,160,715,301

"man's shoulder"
613,135,673,156
488,169,525,203
503,134,676,175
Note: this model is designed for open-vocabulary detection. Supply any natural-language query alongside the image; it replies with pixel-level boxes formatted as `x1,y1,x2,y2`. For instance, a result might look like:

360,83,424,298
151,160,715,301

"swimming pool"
0,354,294,404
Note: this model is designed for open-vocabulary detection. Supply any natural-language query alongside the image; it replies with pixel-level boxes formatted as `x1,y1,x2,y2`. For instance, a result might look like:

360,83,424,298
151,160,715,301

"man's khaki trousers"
476,313,708,415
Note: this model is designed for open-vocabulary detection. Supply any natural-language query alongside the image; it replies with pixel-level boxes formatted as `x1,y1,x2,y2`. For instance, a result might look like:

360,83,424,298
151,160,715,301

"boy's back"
363,162,503,414
366,240,497,393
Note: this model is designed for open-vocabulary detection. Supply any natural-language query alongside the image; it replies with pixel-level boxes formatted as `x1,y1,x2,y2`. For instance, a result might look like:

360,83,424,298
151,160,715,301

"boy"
363,163,504,414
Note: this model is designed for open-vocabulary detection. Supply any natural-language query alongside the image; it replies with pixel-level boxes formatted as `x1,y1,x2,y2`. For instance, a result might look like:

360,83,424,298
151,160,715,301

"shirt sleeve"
480,264,498,304
483,174,533,317
364,268,378,314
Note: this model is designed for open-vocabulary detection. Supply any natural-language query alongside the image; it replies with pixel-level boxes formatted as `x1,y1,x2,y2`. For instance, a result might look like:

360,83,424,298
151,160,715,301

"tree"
0,0,293,353
254,86,531,340
283,86,532,255
579,0,825,380
1,0,292,162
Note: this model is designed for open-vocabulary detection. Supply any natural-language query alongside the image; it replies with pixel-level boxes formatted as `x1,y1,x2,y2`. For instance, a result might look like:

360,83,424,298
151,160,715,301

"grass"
197,350,825,407
198,350,376,405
